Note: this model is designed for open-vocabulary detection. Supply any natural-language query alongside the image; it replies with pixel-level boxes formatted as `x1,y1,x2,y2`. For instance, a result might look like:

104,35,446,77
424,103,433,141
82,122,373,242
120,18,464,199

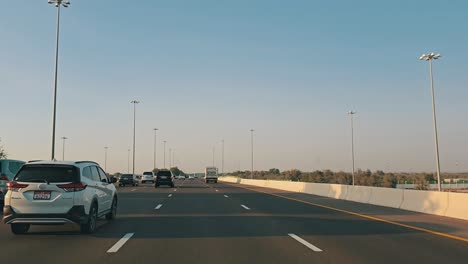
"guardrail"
220,176,468,221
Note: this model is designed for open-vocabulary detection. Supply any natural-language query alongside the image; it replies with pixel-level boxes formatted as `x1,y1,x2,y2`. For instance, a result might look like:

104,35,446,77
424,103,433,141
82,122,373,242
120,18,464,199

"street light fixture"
48,0,70,160
61,136,68,160
347,111,356,186
419,52,442,192
130,100,139,176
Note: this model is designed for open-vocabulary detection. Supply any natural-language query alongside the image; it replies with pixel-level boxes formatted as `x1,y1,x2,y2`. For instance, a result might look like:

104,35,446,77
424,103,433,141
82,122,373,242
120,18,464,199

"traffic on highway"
2,1,468,263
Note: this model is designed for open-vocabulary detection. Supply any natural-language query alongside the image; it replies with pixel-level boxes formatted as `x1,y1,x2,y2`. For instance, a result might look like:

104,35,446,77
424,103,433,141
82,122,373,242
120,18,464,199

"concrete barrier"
368,187,404,208
346,186,373,203
303,183,330,197
327,184,349,199
399,189,449,216
444,192,468,220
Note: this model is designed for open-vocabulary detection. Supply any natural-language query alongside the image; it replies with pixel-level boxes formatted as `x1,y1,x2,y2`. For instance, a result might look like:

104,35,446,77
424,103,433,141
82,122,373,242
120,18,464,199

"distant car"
3,160,118,234
188,175,194,180
0,159,26,207
176,175,185,180
141,171,155,184
118,174,139,187
155,170,175,188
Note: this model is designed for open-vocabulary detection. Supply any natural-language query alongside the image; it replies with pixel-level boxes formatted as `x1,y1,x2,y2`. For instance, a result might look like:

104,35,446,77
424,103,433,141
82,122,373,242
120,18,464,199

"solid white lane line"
288,234,323,252
168,194,172,197
241,205,250,210
155,204,163,210
107,233,134,253
224,195,229,198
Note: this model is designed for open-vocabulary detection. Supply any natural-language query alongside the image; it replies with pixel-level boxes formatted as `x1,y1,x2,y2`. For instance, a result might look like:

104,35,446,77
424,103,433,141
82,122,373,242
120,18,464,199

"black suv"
118,174,138,187
155,170,174,188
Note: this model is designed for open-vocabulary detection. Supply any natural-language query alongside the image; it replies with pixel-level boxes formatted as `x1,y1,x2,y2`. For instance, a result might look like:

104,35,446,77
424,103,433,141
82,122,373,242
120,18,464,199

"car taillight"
7,182,29,191
57,182,87,192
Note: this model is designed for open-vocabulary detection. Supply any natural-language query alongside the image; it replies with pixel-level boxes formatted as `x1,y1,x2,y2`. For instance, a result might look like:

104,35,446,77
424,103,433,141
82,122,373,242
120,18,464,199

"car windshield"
157,171,171,177
143,172,153,176
207,171,217,176
14,165,79,183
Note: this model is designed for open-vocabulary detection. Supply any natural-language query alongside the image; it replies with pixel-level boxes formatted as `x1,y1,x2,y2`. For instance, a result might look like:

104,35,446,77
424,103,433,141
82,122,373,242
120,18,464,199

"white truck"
204,167,218,183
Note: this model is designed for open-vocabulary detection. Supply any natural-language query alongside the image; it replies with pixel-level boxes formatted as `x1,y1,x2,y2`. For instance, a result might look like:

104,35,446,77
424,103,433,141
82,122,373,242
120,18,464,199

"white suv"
141,171,155,184
3,160,118,234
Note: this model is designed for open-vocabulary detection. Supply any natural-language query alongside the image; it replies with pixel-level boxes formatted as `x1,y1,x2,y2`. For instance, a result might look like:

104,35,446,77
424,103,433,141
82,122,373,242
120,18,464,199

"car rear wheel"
81,204,98,234
11,223,30,235
106,198,117,220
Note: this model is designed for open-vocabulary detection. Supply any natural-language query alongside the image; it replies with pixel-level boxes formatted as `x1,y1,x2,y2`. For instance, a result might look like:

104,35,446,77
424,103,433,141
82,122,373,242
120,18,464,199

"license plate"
33,191,51,200
160,176,167,179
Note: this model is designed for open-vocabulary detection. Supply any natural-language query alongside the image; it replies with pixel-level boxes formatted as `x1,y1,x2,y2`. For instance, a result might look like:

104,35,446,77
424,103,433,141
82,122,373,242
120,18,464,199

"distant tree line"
229,169,468,189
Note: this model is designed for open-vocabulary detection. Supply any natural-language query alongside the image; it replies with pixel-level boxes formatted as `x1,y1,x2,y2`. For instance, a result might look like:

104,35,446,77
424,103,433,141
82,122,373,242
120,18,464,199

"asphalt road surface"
1,179,467,264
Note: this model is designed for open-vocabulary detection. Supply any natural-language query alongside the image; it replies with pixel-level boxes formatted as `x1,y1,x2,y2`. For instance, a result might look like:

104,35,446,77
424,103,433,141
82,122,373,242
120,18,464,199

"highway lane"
1,178,467,264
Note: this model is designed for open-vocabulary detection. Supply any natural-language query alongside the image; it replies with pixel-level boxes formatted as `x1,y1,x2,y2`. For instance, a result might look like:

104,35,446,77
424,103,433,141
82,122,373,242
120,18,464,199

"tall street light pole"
104,146,108,171
250,129,254,179
347,111,356,186
131,100,139,176
153,128,158,169
169,148,172,168
212,147,215,167
420,53,442,192
163,140,167,168
48,0,70,160
221,139,224,175
61,136,68,160
127,148,130,173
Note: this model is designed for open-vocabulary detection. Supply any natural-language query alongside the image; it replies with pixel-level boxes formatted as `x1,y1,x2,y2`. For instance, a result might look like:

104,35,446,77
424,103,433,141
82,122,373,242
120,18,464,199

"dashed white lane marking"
155,204,163,210
288,233,323,252
168,194,172,197
131,189,136,192
241,204,250,210
224,195,229,198
215,189,219,192
107,233,135,253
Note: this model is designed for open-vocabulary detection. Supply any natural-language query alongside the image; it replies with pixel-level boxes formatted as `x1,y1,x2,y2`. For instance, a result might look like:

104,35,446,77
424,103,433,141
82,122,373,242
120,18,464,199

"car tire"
11,223,30,235
81,203,98,234
106,197,117,220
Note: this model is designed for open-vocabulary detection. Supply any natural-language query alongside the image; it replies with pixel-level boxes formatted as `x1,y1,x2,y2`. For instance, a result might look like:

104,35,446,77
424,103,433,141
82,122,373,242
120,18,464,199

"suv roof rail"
28,160,43,163
75,161,99,165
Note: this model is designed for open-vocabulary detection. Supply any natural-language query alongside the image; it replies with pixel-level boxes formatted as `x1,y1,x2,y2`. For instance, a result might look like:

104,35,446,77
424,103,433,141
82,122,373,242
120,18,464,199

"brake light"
7,182,29,191
57,182,87,192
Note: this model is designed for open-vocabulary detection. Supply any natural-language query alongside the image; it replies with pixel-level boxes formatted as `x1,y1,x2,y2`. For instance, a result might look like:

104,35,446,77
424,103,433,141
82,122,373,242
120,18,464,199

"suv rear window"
121,174,133,179
143,172,153,175
157,171,172,177
14,165,79,183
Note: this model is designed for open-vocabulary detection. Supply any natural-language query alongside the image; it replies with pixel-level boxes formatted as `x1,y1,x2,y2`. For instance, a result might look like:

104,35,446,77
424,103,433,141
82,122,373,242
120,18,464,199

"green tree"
0,138,7,159
269,168,280,175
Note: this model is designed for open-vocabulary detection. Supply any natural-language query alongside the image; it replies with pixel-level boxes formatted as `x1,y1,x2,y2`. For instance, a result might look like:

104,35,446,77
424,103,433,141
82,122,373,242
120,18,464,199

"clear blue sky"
1,0,467,173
